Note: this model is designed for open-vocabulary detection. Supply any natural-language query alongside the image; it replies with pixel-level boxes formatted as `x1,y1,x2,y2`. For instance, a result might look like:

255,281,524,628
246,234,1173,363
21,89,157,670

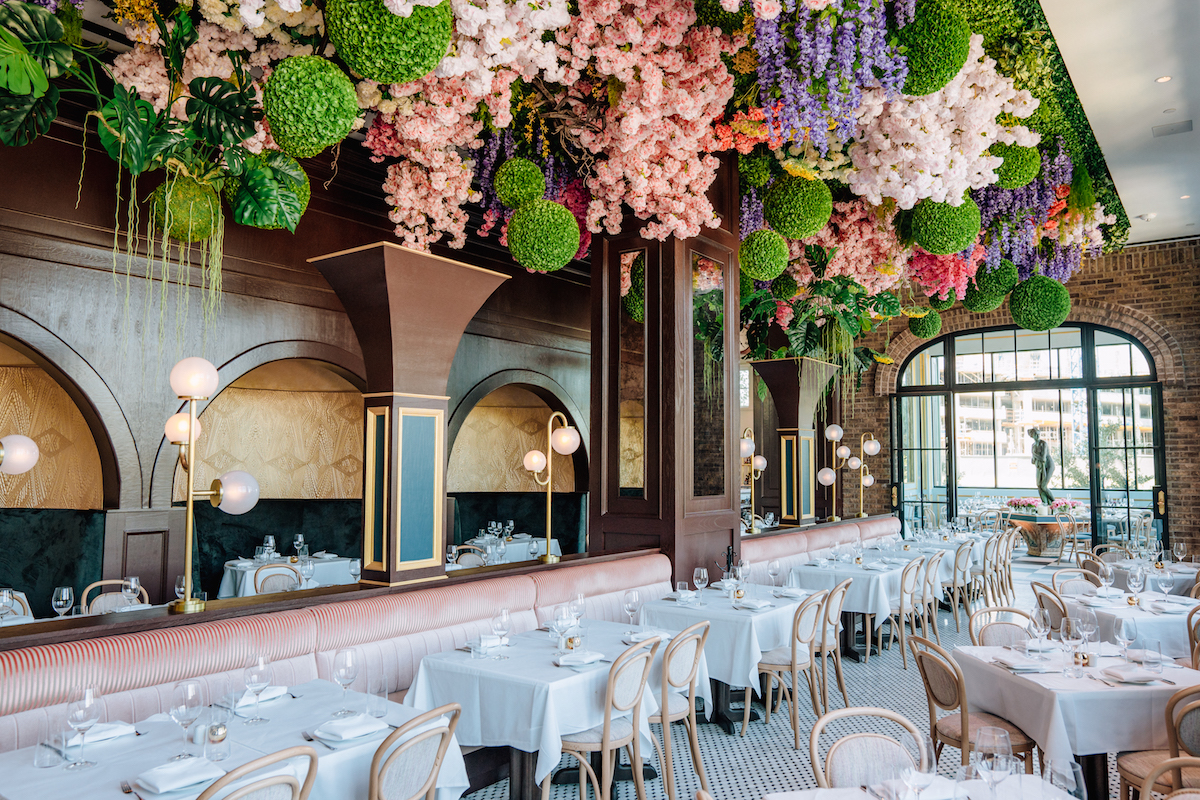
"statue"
1028,428,1055,505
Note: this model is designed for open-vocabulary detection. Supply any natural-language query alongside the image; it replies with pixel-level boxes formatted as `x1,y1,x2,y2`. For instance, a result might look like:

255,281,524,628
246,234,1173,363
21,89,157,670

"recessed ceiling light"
1157,76,1173,83
1165,108,1178,114
1184,195,1193,200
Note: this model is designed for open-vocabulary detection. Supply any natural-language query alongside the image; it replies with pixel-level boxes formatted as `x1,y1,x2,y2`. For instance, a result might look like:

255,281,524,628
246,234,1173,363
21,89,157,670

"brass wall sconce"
522,411,581,564
740,428,768,534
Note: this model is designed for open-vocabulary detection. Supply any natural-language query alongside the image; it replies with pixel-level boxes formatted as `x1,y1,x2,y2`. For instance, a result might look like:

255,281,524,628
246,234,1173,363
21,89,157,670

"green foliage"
1068,164,1096,214
910,195,981,255
990,142,1040,189
185,74,260,149
896,0,971,96
96,85,156,175
738,229,789,280
226,151,310,232
326,0,452,85
0,27,47,97
821,323,854,356
763,174,832,239
929,294,955,311
263,56,358,159
623,253,646,323
962,283,1004,312
507,199,580,273
738,151,774,189
909,308,943,339
694,0,746,33
974,258,1019,295
0,2,70,91
150,176,222,243
493,157,545,208
738,268,754,301
0,82,56,145
771,273,798,300
1008,274,1071,331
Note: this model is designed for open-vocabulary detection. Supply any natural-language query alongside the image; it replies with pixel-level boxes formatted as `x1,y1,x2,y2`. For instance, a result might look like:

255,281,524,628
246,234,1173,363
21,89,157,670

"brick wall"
842,237,1200,544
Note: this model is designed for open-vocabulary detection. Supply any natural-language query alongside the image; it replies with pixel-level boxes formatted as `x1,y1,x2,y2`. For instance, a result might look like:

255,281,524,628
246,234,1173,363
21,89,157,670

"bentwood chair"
83,580,150,614
649,622,710,800
815,579,853,714
1140,757,1200,800
696,792,715,800
808,707,928,789
871,558,924,669
547,637,660,800
1001,528,1021,604
0,590,31,618
369,704,461,800
908,636,1036,770
745,591,827,748
969,535,1004,608
1052,568,1102,595
919,550,946,644
942,541,975,631
254,564,301,594
1191,583,1200,601
1031,582,1069,634
196,746,318,800
1117,686,1200,799
968,607,1032,647
1093,543,1132,563
1057,512,1090,566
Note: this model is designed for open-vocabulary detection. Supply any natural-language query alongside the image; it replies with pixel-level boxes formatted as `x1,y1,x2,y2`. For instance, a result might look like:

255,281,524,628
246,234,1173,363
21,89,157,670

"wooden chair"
919,551,946,644
907,635,1037,771
1002,528,1022,604
696,792,715,800
744,592,827,748
1052,568,1102,595
0,590,31,618
196,745,318,800
649,622,710,800
942,541,975,631
83,580,149,614
1191,583,1200,600
546,637,660,800
1094,543,1132,563
815,579,853,713
255,564,301,594
808,706,928,789
968,607,1033,647
969,535,1003,608
454,545,486,568
1031,581,1068,634
1140,757,1200,800
872,558,924,669
1057,512,1089,566
1118,686,1200,799
369,704,461,800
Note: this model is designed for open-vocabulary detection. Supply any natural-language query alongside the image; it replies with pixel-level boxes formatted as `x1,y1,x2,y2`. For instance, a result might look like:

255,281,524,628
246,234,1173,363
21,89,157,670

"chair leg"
650,725,668,800
740,686,751,736
659,721,676,800
762,675,772,726
831,647,850,708
685,709,709,791
929,601,942,645
629,731,649,800
804,668,821,721
899,615,909,669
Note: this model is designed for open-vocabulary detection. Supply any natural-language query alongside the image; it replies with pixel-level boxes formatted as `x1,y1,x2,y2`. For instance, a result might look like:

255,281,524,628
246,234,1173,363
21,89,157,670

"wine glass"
505,520,515,537
1047,759,1088,799
495,538,508,563
1128,566,1145,595
528,540,540,561
622,589,640,635
174,575,186,601
767,559,782,587
900,732,937,800
1175,541,1187,563
1155,569,1174,602
121,576,140,602
1060,618,1084,678
64,687,102,771
568,593,585,628
1028,609,1050,661
349,559,362,581
693,568,708,606
263,535,276,554
1097,562,1114,598
446,545,456,564
168,680,204,760
332,649,359,718
1076,608,1098,650
974,727,1013,800
550,605,574,654
490,610,511,660
0,588,12,617
1114,618,1138,662
299,558,316,587
242,655,272,726
52,587,74,618
293,533,305,555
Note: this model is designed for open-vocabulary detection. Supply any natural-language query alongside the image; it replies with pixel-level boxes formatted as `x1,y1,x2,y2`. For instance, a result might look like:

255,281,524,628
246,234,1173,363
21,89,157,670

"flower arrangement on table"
1006,497,1042,511
1049,498,1084,513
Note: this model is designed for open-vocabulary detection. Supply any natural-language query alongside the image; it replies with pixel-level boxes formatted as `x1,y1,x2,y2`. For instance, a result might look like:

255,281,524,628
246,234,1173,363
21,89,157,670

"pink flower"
908,244,986,301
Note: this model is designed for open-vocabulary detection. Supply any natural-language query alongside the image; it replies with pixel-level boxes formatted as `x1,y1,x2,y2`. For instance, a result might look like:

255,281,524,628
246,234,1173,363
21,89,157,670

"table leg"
509,748,538,800
552,750,658,787
840,611,864,663
1077,753,1108,800
703,679,758,735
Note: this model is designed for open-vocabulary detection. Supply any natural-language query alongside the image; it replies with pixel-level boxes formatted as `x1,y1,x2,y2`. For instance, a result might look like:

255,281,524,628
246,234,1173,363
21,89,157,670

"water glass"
203,705,232,763
368,674,388,719
254,546,265,563
349,559,362,580
1143,638,1164,674
33,720,64,768
1060,618,1084,678
52,586,74,617
1046,759,1087,799
1128,567,1145,594
263,535,276,553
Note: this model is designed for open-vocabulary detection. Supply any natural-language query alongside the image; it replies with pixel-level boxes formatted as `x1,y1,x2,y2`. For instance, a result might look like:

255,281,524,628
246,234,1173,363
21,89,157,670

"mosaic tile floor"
464,551,1121,800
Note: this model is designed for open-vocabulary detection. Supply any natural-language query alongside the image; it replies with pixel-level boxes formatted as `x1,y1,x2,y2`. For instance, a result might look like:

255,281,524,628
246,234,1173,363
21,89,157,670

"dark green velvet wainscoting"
449,492,587,554
0,509,105,618
187,499,363,598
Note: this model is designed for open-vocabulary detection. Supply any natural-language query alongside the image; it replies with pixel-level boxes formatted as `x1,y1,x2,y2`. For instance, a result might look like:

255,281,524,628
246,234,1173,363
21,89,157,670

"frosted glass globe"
0,434,38,475
551,426,582,455
164,413,202,445
863,438,882,456
836,445,851,460
752,455,767,471
863,474,876,487
170,357,219,399
847,457,862,471
523,449,547,473
824,424,844,442
817,467,837,486
216,470,259,515
740,438,755,458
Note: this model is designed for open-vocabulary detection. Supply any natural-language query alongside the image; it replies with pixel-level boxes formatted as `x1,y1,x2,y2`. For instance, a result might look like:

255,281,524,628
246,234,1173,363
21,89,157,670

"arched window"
893,324,1163,550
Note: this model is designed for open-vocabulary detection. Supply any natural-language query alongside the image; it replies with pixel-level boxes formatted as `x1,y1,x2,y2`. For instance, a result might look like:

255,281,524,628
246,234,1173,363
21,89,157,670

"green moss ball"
264,56,358,159
507,199,580,273
763,175,833,239
622,253,646,323
908,309,943,339
326,0,452,85
771,273,799,300
962,283,1005,313
150,176,221,243
738,153,774,189
493,158,545,209
911,195,981,255
895,0,971,96
974,258,1019,296
223,154,311,230
1008,275,1072,331
694,0,746,33
991,143,1042,189
929,294,955,311
821,324,855,356
738,229,790,280
739,269,754,301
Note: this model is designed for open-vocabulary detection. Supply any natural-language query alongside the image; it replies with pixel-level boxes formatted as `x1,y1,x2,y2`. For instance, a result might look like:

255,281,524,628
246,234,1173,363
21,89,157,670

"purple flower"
741,188,765,240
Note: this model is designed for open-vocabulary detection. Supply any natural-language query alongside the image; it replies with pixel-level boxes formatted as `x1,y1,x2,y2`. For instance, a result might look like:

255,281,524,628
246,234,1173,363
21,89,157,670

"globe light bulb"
0,434,39,475
164,413,202,445
824,424,844,442
863,473,876,487
847,456,862,471
752,455,767,471
836,445,851,460
523,449,547,473
863,437,881,457
216,470,259,515
551,426,582,455
740,438,756,459
817,467,837,486
169,357,219,399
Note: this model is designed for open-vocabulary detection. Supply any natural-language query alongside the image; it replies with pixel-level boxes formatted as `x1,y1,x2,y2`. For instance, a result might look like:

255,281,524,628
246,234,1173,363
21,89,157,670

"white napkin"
555,650,603,666
710,580,734,590
876,777,957,800
1169,564,1198,573
861,562,891,572
112,603,154,613
624,629,664,643
512,533,532,540
772,587,807,599
235,685,289,709
231,559,255,568
311,551,337,560
1025,638,1059,651
67,721,137,747
734,598,772,610
314,715,390,741
1149,600,1187,614
137,757,226,794
1125,648,1180,667
993,653,1047,672
1101,664,1160,683
478,634,509,648
670,590,698,602
1075,596,1113,608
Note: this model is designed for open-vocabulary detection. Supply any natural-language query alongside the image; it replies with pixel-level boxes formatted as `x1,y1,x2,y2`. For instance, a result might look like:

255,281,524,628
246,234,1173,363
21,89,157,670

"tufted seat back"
742,517,902,584
530,554,673,624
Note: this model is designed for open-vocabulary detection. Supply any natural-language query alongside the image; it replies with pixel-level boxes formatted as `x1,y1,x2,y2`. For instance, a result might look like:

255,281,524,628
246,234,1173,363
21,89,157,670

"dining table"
404,618,706,800
217,556,357,599
445,537,562,571
1108,560,1198,596
0,679,470,800
954,642,1200,800
1065,589,1198,658
763,774,1074,800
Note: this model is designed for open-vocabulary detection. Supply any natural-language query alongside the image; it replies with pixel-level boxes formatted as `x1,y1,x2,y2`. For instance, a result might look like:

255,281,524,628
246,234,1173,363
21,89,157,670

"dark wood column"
588,157,743,582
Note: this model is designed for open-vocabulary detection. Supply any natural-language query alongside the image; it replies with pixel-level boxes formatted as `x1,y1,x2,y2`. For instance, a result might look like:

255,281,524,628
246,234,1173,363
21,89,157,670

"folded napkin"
555,650,603,667
1101,664,1160,683
512,533,532,540
1149,601,1186,614
1075,596,1114,608
112,603,154,613
670,590,698,602
875,776,956,800
992,653,1046,672
772,587,808,599
734,598,772,611
1025,638,1059,651
314,715,390,742
311,551,337,560
231,559,255,568
710,580,734,590
1164,595,1196,605
1125,648,1178,667
1169,564,1198,573
0,615,35,627
137,757,226,794
67,721,137,747
624,629,665,644
861,562,892,572
478,634,509,649
235,685,289,709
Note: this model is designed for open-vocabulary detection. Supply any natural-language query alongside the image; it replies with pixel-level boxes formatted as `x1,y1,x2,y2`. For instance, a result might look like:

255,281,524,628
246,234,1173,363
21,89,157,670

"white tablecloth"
641,584,805,689
0,679,469,800
405,619,707,783
1064,591,1197,658
1110,562,1197,596
763,774,1071,800
955,645,1200,762
447,538,562,570
217,557,355,599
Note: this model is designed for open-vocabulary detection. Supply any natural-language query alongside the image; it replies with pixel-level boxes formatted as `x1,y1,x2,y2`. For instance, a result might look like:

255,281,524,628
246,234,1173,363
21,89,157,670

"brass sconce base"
856,512,868,518
539,553,561,564
827,515,841,523
168,598,206,615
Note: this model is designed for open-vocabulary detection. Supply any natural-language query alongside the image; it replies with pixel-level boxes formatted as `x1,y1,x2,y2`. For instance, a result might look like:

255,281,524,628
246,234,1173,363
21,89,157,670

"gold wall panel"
448,404,576,493
0,367,103,509
619,400,645,489
174,388,363,501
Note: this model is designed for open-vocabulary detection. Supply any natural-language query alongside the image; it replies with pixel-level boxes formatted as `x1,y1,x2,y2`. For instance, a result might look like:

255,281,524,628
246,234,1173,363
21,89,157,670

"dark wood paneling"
122,529,169,604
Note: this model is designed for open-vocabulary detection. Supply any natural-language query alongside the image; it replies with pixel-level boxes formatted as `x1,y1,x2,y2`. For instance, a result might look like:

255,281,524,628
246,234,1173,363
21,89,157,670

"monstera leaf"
0,26,46,97
233,160,303,232
96,86,156,174
0,83,57,145
0,2,71,81
185,76,258,148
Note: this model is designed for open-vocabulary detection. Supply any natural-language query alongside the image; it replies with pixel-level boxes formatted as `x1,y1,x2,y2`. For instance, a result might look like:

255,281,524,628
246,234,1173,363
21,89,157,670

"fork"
301,731,335,751
120,780,145,799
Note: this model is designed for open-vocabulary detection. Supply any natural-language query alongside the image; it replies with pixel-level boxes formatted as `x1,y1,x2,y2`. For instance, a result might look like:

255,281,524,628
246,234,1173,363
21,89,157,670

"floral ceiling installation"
0,0,1125,363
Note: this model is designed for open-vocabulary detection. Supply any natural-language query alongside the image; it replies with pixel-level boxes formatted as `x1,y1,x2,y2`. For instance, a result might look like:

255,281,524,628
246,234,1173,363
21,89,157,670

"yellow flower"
872,354,895,365
874,261,900,276
900,306,930,319
779,158,819,180
112,0,158,25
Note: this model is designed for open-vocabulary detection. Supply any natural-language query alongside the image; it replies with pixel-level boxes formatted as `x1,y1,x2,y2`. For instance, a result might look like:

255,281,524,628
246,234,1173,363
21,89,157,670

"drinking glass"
254,546,265,563
528,541,539,560
491,608,511,660
446,545,456,564
168,680,204,759
121,576,140,601
1143,638,1164,674
568,593,586,626
954,764,981,800
263,535,276,553
173,575,186,600
349,559,362,581
293,533,305,555
299,558,315,586
767,559,782,587
1060,618,1084,678
495,539,508,562
505,520,515,537
622,589,640,635
0,588,12,616
332,649,359,717
1114,618,1138,662
974,726,1013,800
1155,569,1173,601
1047,759,1088,799
693,568,708,606
1097,562,1114,597
1028,609,1050,661
1128,567,1145,595
368,674,388,719
1077,608,1098,650
551,605,573,654
900,732,937,800
1175,541,1188,563
52,586,74,617
242,655,272,726
65,687,102,771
